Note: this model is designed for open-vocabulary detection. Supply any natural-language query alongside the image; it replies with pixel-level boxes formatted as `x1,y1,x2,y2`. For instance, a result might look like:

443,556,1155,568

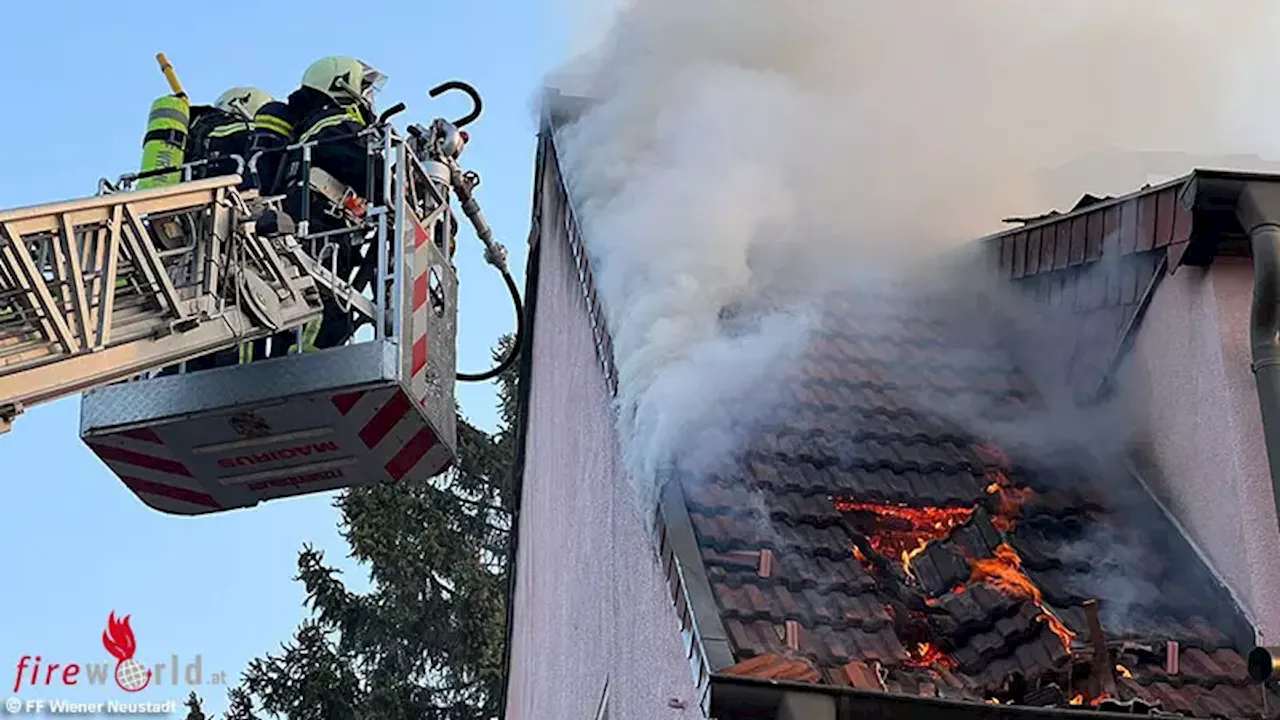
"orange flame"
985,470,1034,533
969,544,1038,600
903,539,929,578
1070,694,1084,705
833,500,974,577
1116,664,1132,679
968,543,1075,651
851,544,875,571
838,444,1081,666
904,641,956,670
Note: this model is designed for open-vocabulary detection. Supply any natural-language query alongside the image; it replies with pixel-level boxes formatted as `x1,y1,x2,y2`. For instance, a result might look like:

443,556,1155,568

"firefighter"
275,56,388,354
152,87,273,375
188,87,273,182
181,87,274,371
285,56,387,214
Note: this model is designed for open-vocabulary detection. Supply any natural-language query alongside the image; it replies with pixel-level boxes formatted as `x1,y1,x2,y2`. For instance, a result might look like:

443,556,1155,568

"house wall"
503,154,701,720
1118,257,1280,643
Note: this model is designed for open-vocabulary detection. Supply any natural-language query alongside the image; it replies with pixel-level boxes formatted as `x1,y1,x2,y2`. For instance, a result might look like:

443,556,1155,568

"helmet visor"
359,64,387,100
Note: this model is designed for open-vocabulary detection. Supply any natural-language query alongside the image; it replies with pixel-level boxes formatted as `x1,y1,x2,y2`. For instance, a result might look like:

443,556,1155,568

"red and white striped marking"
88,213,460,516
84,429,224,515
89,387,451,516
330,386,452,482
400,213,455,475
406,214,434,405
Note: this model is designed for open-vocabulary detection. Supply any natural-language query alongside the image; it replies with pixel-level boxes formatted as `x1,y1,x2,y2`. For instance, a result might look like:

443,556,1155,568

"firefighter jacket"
248,100,295,194
290,102,385,206
186,107,252,182
252,87,386,206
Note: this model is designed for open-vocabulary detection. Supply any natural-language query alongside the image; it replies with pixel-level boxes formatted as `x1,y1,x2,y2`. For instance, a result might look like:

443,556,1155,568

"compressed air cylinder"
137,94,190,190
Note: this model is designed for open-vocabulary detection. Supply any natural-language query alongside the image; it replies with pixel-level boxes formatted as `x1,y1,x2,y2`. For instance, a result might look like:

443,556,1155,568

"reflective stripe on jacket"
288,317,322,354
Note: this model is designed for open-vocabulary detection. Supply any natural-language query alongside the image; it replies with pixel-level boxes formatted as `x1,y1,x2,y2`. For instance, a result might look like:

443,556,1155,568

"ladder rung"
0,177,324,414
0,346,53,368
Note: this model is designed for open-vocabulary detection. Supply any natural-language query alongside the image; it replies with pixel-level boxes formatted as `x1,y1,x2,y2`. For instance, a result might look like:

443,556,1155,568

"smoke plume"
547,0,1280,519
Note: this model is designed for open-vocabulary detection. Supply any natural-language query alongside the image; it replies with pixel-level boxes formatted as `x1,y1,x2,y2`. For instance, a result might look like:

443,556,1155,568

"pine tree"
228,337,519,719
183,692,209,720
223,687,258,720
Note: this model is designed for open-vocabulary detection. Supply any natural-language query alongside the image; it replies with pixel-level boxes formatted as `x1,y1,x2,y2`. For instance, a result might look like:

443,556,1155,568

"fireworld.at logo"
12,610,227,693
102,612,151,691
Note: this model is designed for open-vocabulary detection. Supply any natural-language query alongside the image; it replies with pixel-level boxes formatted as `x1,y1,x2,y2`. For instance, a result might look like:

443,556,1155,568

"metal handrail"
93,119,458,371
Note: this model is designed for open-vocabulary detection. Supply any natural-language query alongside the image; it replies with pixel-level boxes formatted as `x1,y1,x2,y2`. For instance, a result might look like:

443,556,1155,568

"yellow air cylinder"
137,94,190,190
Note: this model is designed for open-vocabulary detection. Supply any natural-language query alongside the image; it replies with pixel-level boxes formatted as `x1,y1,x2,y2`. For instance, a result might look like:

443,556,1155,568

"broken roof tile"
841,660,886,691
719,652,823,683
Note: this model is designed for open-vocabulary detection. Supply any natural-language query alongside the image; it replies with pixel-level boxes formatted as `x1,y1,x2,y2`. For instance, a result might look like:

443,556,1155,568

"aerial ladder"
0,68,522,516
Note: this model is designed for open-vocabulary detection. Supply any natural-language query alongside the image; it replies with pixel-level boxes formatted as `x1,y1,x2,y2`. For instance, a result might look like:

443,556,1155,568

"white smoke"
547,0,1280,519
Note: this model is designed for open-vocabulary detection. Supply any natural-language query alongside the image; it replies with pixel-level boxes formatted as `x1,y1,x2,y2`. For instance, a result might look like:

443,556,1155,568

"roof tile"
841,660,886,691
679,287,1268,718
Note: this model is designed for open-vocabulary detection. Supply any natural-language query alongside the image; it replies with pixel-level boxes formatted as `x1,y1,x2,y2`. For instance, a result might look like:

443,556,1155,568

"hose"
448,148,525,382
456,264,524,383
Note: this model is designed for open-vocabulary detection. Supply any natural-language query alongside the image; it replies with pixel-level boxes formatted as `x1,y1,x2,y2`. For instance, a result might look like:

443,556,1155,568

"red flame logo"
101,612,151,692
102,612,136,661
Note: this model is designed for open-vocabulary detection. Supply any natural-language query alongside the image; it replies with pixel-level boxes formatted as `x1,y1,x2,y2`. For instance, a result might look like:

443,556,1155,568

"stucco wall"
1118,258,1280,642
503,160,701,720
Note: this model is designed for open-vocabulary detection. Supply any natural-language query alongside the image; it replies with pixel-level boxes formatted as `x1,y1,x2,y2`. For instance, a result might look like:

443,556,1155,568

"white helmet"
214,87,273,120
300,56,387,109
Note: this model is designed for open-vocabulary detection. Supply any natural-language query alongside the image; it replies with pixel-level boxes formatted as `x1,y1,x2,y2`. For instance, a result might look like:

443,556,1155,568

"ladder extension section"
0,175,323,426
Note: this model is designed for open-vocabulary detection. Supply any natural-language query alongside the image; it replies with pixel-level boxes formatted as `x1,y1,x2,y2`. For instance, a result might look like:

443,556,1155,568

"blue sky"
0,1,589,715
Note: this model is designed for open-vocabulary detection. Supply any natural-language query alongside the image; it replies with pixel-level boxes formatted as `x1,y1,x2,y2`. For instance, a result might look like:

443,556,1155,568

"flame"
838,443,1081,667
1037,613,1076,652
851,544,877,572
904,641,956,670
969,544,1037,599
102,611,138,662
1116,664,1132,679
968,543,1075,651
985,470,1034,533
833,500,974,576
903,539,929,577
1070,694,1084,705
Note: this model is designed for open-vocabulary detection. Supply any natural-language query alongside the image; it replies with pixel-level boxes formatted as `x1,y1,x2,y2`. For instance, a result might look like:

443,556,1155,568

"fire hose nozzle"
444,159,506,272
483,241,508,272
1248,646,1280,682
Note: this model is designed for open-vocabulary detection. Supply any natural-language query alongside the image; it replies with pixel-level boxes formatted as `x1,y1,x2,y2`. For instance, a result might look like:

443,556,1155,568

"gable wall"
503,139,700,720
983,168,1280,645
1117,258,1280,644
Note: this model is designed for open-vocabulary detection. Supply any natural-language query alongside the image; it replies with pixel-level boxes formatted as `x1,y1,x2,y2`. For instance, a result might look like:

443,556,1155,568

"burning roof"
677,288,1274,717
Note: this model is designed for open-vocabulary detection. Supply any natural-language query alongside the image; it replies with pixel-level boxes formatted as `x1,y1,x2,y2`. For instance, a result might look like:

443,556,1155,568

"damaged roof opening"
513,96,1280,719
